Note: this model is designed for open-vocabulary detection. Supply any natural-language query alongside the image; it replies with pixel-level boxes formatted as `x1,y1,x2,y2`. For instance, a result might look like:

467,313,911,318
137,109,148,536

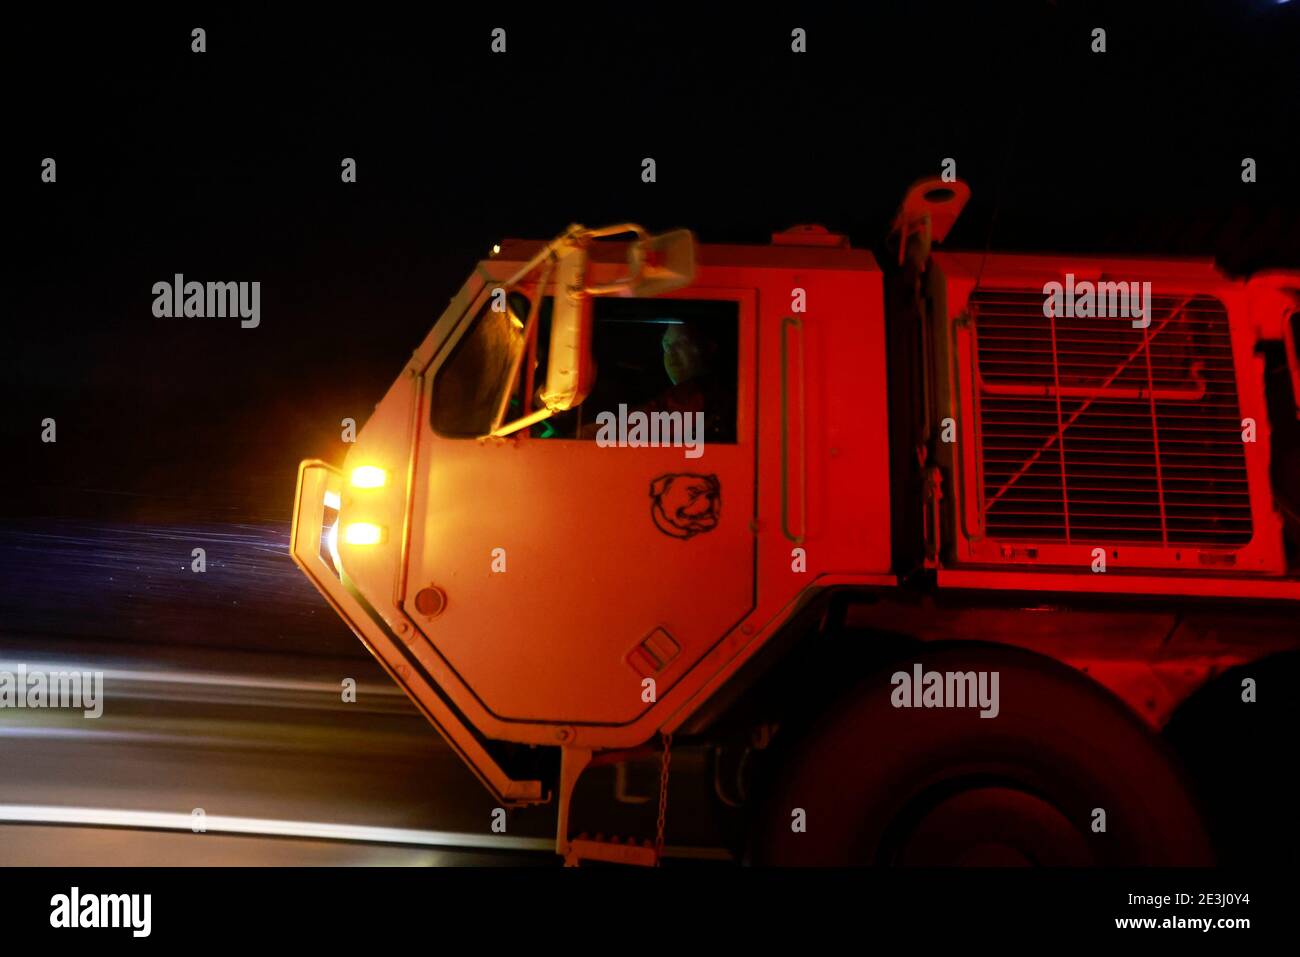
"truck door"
405,287,756,729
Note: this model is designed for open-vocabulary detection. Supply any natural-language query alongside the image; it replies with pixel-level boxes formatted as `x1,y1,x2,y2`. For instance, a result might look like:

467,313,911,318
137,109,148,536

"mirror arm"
580,223,649,241
501,223,651,295
499,223,588,288
488,406,554,439
581,224,653,295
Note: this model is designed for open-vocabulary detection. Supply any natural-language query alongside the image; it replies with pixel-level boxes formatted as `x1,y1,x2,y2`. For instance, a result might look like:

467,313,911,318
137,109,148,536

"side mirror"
537,243,595,412
488,223,696,436
626,228,697,297
539,227,695,408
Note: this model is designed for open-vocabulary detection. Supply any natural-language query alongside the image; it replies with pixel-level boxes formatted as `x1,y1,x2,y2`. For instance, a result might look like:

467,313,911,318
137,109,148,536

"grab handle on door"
781,317,807,544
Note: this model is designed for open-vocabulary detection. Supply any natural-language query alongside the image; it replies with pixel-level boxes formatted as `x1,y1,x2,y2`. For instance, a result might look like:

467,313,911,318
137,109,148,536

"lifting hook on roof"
892,176,971,267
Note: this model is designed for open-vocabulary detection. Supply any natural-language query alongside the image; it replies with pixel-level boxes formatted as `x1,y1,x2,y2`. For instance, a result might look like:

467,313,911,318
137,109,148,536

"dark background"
6,1,1297,525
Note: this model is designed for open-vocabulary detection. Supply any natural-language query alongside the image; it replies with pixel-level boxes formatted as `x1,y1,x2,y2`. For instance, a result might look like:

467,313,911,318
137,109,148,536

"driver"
576,318,735,443
647,319,733,443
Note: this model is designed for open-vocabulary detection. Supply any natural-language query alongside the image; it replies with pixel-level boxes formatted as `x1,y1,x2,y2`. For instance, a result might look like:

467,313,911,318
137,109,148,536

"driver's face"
662,324,704,385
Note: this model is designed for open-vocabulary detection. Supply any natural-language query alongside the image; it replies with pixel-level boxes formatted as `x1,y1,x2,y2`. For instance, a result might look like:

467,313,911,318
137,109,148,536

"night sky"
8,2,1298,524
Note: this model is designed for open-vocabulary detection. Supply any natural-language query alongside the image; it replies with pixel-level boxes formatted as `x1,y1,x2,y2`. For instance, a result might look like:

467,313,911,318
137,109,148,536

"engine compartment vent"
967,289,1252,547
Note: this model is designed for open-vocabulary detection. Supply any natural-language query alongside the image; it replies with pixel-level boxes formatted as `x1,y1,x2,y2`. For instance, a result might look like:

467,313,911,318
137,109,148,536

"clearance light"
350,466,387,489
321,489,343,577
344,522,386,546
325,519,342,572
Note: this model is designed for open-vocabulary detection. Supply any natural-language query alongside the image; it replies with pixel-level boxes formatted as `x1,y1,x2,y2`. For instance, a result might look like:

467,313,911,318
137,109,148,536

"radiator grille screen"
969,289,1252,546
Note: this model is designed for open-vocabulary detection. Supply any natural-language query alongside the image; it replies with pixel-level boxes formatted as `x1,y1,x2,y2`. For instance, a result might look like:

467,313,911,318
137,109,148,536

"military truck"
291,180,1299,865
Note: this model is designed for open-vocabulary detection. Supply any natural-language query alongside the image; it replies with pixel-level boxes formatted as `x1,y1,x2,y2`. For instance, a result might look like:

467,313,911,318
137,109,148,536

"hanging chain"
654,732,673,865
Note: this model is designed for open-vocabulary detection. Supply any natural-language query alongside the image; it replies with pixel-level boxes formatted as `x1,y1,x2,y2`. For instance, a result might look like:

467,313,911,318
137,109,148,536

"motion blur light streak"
0,806,733,861
0,662,388,694
0,804,554,851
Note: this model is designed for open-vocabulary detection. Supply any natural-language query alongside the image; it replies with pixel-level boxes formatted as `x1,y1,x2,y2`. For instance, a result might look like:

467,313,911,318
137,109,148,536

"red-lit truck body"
292,185,1299,865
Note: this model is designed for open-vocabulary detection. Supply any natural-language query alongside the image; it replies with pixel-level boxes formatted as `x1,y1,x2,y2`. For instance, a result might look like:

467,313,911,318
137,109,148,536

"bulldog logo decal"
649,473,721,539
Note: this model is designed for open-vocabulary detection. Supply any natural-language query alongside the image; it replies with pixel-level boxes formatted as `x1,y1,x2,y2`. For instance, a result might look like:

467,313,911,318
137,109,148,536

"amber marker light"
343,522,386,545
350,466,387,489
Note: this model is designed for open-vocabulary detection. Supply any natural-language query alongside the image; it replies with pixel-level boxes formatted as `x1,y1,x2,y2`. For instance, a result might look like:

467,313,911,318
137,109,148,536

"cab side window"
534,298,739,443
431,293,739,442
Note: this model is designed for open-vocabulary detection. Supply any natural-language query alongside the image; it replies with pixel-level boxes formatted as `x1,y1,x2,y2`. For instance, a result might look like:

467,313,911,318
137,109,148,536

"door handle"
781,317,807,544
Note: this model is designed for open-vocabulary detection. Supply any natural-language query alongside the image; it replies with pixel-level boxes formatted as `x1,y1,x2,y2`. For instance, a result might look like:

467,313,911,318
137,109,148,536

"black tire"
749,643,1213,866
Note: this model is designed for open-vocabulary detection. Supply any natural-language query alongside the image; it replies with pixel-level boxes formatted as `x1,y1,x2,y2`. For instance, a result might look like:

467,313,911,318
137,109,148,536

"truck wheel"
748,643,1212,866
